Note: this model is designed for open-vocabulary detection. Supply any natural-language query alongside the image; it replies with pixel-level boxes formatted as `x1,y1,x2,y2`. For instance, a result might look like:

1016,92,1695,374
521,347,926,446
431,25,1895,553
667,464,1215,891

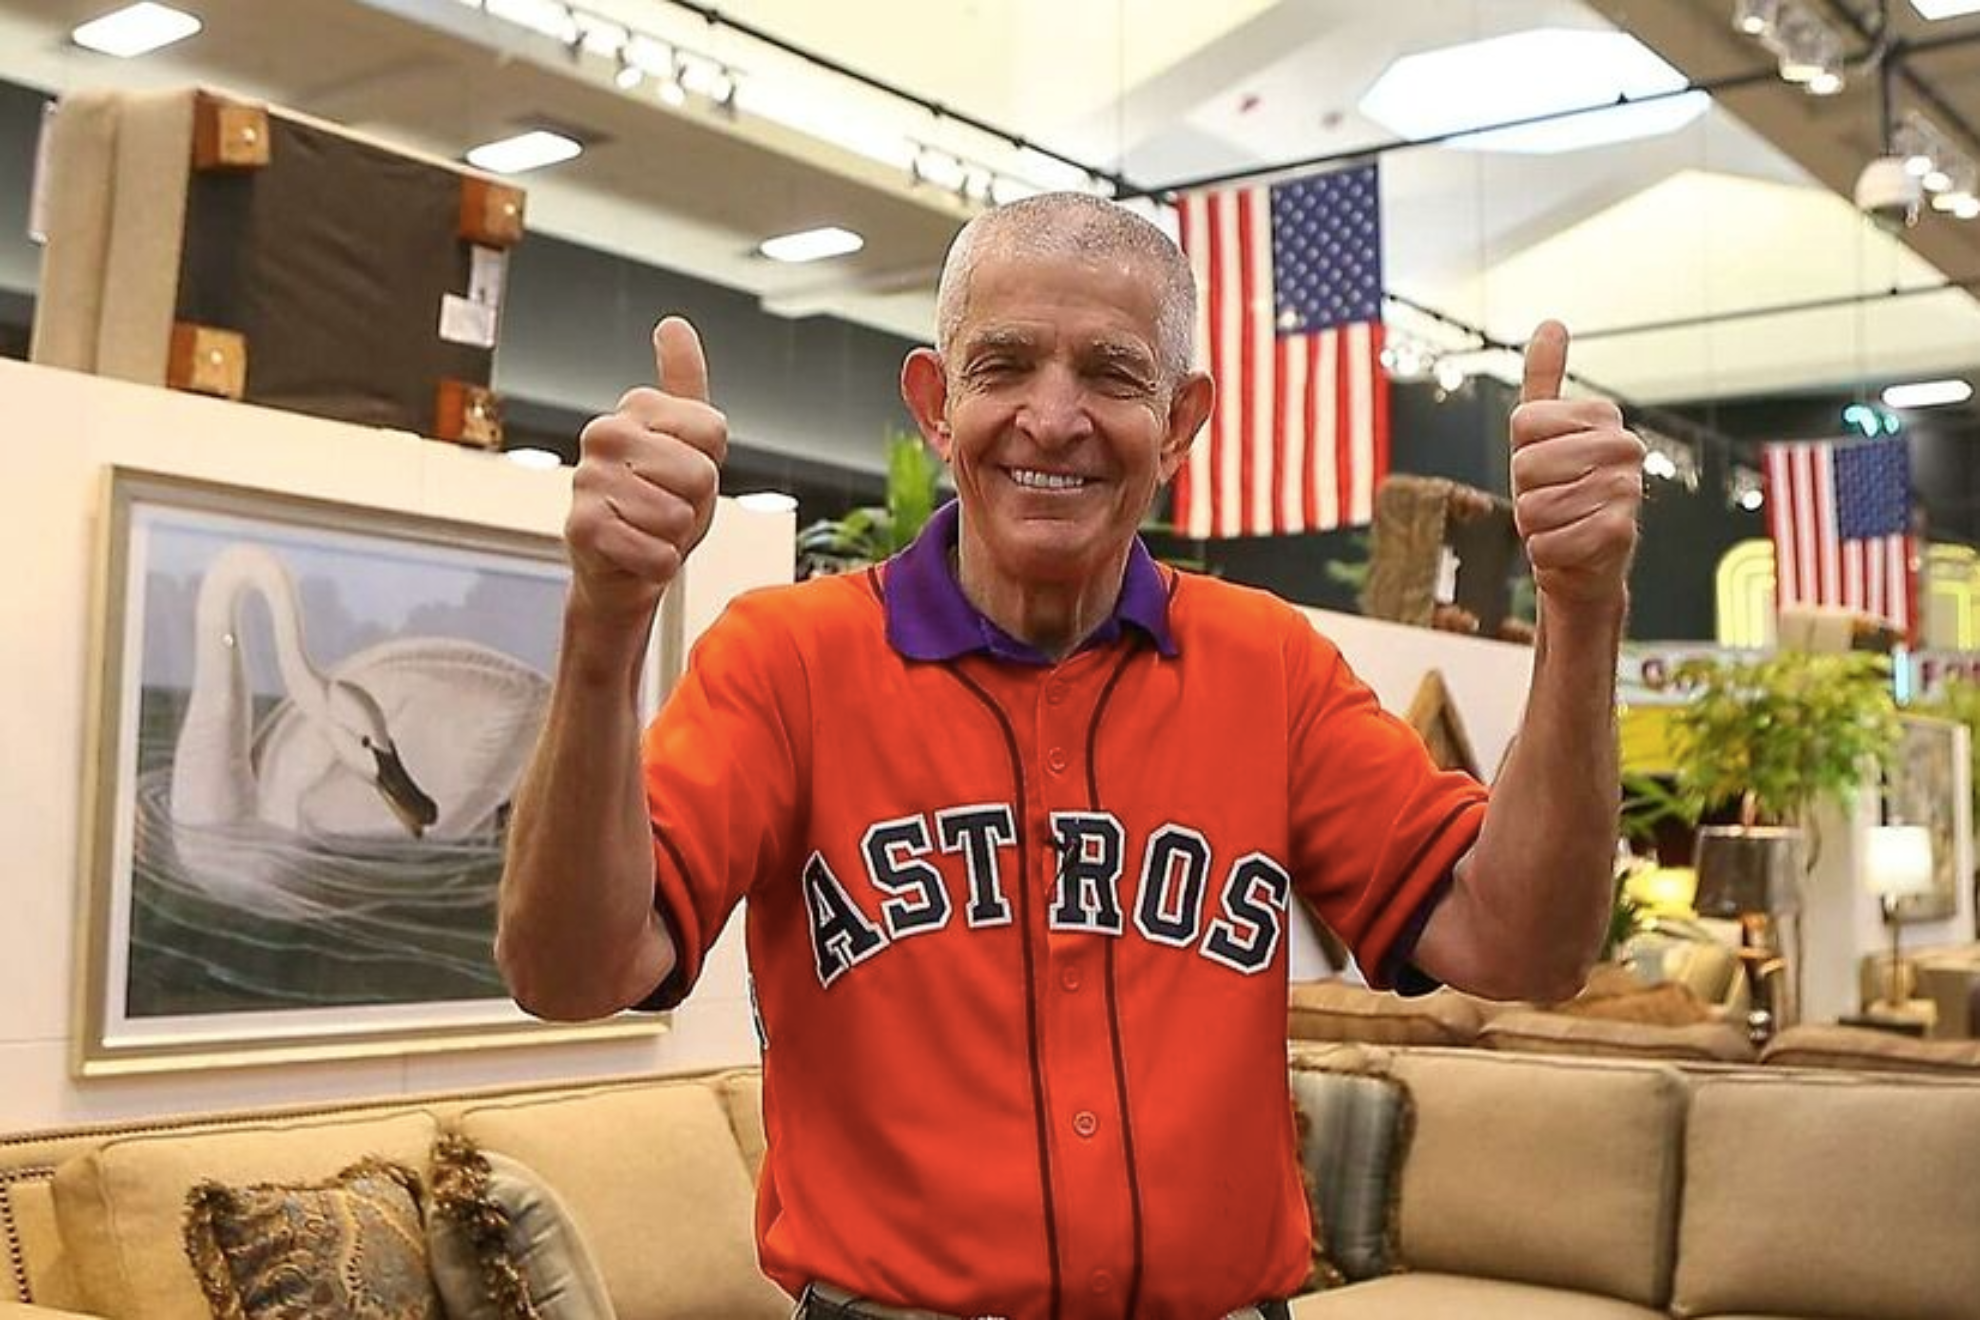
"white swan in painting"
170,543,550,845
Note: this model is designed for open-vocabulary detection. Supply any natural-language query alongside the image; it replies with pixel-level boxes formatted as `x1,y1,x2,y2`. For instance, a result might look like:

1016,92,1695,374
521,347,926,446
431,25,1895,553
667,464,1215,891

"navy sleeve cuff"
1374,872,1452,998
629,889,691,1013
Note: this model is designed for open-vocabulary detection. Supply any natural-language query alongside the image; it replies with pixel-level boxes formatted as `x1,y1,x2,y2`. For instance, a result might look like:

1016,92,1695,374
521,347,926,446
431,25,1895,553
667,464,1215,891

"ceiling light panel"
759,226,864,263
72,2,201,58
465,130,582,174
1908,0,1980,18
1883,379,1974,408
1358,30,1709,155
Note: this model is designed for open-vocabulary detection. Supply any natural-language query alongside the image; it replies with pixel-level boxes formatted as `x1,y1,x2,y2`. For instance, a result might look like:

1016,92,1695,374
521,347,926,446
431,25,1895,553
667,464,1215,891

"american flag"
1171,163,1389,540
1763,436,1916,636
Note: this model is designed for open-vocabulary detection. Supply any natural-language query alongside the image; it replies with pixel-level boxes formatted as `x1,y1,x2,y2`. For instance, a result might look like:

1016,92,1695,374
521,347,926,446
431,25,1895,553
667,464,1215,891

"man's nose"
1015,366,1095,448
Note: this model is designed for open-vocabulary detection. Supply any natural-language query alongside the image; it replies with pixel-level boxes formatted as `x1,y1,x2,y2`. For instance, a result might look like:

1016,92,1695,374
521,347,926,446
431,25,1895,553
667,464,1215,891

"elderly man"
498,192,1642,1320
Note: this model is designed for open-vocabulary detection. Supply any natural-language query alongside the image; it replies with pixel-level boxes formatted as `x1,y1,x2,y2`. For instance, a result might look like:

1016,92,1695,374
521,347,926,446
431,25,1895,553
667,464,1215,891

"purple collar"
883,501,1178,666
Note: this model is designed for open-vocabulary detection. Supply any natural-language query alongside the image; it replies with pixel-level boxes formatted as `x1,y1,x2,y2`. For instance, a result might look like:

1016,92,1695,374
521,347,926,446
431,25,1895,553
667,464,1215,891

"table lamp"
1692,825,1803,1037
1864,823,1935,1010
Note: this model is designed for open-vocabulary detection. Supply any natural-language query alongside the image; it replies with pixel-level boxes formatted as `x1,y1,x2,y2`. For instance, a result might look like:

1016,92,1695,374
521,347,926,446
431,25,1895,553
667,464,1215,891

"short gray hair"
934,193,1196,384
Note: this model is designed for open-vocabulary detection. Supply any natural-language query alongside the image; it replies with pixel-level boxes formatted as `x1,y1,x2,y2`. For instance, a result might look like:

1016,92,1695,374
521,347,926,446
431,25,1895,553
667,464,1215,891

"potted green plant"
1662,651,1900,1033
1667,651,1900,852
796,430,942,576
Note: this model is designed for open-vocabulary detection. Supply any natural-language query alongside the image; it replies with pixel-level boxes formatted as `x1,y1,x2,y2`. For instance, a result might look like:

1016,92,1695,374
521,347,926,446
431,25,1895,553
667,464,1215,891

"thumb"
1520,319,1569,405
653,316,710,403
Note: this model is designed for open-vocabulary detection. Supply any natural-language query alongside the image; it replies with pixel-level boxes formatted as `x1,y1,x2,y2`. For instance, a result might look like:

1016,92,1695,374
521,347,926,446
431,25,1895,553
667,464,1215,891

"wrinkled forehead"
951,247,1166,360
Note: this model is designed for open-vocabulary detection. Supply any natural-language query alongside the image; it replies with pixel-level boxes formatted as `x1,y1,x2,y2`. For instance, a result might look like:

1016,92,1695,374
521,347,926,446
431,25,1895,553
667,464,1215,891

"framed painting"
74,468,684,1075
1883,714,1968,926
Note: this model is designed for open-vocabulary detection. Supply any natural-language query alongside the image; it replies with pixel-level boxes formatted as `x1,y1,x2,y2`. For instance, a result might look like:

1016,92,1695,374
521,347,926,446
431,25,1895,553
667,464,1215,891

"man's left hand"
1509,320,1645,610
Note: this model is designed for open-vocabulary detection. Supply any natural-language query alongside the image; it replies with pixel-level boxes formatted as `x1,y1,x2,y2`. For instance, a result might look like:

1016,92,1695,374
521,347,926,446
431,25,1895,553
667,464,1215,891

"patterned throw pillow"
1288,1069,1415,1285
183,1158,442,1320
426,1134,616,1320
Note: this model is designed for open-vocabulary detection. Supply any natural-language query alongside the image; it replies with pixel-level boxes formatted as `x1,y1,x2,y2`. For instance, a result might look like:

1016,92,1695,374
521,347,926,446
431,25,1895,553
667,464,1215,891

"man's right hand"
566,316,728,628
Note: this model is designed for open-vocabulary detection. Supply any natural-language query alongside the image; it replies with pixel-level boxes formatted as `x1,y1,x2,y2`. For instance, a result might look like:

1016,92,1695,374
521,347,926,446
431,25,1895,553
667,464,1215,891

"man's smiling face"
924,247,1198,590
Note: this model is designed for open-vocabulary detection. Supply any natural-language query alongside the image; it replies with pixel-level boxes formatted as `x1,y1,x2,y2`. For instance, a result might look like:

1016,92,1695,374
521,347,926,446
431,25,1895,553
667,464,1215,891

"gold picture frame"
74,468,684,1076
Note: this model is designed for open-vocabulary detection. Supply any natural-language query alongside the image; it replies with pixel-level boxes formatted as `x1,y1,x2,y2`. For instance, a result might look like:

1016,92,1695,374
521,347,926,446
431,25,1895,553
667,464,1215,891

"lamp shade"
1692,825,1802,917
1864,824,1935,899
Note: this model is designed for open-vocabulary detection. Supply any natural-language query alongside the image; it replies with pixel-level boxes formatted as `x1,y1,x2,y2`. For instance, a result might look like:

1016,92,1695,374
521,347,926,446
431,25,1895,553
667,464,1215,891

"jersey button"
1073,1110,1099,1138
1045,680,1068,705
1060,966,1082,992
1046,746,1069,774
1089,1270,1113,1295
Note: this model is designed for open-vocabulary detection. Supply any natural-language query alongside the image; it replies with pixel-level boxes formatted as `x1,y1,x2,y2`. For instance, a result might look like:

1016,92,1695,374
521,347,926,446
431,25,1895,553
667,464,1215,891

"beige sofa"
5,1047,1979,1319
1287,1040,1980,1320
1290,975,1980,1073
0,1067,790,1320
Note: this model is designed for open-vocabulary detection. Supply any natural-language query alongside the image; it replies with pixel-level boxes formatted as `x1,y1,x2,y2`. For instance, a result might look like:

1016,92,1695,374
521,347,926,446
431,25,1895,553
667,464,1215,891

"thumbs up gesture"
1509,321,1644,610
566,317,728,628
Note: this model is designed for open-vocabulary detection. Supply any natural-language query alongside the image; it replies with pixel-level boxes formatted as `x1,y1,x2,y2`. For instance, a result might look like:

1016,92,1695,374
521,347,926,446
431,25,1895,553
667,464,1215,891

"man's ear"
1157,371,1215,484
901,348,954,462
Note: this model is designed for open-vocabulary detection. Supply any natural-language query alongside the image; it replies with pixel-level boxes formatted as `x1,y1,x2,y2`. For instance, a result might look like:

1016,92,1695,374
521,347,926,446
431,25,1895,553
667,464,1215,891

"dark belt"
795,1284,1293,1320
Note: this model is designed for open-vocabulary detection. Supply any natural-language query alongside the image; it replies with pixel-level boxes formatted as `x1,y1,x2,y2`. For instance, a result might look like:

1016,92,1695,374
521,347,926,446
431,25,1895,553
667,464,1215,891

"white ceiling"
4,0,1977,404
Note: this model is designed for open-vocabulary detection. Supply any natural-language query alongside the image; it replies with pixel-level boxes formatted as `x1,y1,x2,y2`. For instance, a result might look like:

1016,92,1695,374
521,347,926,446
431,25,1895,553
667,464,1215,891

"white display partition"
0,359,791,1130
1797,792,1875,1025
1290,608,1536,981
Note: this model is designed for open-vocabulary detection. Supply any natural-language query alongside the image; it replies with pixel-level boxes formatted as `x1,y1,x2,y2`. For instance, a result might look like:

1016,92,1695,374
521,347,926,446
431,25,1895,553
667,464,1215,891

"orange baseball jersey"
638,504,1488,1319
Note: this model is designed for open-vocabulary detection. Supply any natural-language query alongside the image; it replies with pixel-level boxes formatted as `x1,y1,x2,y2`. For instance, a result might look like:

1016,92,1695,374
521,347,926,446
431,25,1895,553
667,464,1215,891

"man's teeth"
1010,468,1088,490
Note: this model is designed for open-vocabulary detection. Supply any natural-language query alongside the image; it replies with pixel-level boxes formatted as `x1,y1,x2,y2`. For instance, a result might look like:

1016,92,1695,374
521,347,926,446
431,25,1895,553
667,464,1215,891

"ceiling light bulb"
1882,378,1973,408
658,76,687,107
504,447,563,470
614,60,642,90
1953,195,1980,219
735,491,799,514
71,2,201,58
1734,0,1780,34
1644,450,1678,479
1904,153,1934,177
1806,69,1844,95
1739,487,1765,511
465,129,583,174
1434,359,1468,392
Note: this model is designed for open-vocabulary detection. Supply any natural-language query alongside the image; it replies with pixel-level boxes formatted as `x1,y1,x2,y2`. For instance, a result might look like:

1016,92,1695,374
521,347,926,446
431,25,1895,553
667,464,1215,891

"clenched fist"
1508,321,1643,610
566,317,728,628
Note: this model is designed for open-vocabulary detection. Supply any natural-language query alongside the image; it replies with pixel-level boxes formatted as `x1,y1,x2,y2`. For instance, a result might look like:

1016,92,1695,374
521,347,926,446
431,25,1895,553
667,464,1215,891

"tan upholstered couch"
5,1047,1979,1319
0,1067,791,1320
1287,1040,1980,1320
1290,975,1980,1073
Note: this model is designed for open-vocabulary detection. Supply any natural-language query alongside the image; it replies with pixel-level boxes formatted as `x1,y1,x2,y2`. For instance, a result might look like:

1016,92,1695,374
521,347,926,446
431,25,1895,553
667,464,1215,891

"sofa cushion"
49,1109,437,1320
1674,1072,1980,1319
1289,1272,1666,1318
1552,976,1712,1026
183,1157,441,1320
1288,982,1486,1046
1287,1068,1411,1282
1390,1051,1684,1309
1479,1010,1754,1064
458,1081,790,1320
1760,1023,1980,1074
427,1135,615,1320
3,1176,88,1310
